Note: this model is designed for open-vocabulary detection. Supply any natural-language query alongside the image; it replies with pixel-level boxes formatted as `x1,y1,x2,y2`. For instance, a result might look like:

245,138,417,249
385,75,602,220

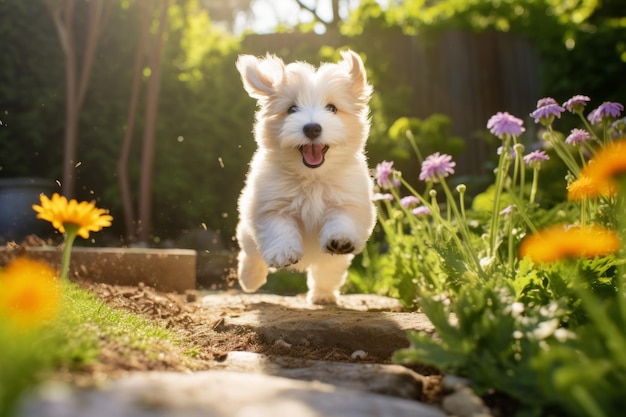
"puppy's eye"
288,105,299,114
325,104,337,113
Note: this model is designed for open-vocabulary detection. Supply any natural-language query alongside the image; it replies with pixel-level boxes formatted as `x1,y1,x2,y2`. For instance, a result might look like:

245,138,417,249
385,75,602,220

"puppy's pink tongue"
301,144,326,167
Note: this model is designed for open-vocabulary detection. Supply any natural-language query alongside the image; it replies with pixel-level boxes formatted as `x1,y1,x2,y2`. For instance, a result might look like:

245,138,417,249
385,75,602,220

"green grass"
1,281,182,417
52,281,178,365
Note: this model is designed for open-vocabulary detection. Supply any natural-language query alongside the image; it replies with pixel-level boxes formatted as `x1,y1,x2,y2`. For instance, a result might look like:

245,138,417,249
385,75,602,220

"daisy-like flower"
530,102,565,126
33,193,113,239
412,206,431,216
523,150,550,167
33,193,113,281
582,140,626,183
0,258,61,329
519,224,621,263
567,175,616,201
419,152,456,183
565,128,591,146
374,161,400,189
487,112,525,138
588,102,624,125
400,195,420,208
562,95,590,113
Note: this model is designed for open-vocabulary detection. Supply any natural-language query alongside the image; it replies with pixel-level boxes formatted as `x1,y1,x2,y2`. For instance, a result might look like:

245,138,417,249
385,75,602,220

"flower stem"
60,225,78,281
489,137,511,258
546,127,580,177
529,167,539,204
439,179,483,275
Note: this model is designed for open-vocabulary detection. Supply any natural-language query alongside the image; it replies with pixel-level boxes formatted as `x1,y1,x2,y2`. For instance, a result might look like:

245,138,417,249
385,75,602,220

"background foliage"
0,0,623,245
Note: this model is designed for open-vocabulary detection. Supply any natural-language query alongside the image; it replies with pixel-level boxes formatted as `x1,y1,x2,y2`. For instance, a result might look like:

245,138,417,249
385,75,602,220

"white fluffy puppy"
235,50,376,304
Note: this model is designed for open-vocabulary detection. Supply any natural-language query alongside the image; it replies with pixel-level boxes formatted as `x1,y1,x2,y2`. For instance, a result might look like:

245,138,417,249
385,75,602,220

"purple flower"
419,152,456,182
565,128,591,146
373,192,394,202
523,150,550,167
412,206,431,216
530,103,565,125
487,112,525,138
588,102,624,124
563,95,590,113
536,97,559,108
400,195,420,208
374,160,399,189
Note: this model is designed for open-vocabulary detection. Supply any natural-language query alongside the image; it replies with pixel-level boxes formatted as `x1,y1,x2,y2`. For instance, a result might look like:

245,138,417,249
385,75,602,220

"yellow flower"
582,139,626,184
32,193,113,239
0,258,61,329
567,174,616,201
519,224,621,263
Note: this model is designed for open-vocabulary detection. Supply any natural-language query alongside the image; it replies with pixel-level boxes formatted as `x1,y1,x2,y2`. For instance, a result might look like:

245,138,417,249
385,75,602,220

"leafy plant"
359,95,626,416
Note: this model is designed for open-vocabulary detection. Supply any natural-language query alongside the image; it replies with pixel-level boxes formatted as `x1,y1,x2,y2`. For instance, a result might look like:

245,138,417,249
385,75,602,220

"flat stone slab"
18,371,446,417
202,293,434,356
213,351,428,399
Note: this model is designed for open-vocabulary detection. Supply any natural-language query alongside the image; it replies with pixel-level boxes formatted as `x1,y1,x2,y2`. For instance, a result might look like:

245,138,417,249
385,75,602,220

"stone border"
10,246,197,293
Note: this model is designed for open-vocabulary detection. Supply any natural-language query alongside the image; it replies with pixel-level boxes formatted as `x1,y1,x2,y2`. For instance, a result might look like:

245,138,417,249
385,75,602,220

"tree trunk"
118,0,150,242
43,0,112,198
137,0,169,243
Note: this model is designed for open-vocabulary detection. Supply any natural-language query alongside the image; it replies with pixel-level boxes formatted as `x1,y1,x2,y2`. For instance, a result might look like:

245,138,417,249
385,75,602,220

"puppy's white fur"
235,50,376,304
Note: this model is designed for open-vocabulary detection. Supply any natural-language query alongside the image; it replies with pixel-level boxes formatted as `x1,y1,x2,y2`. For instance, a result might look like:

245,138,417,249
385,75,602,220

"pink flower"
563,95,590,113
412,206,431,216
487,112,525,138
523,150,550,167
419,153,456,182
374,161,400,189
565,128,591,146
400,196,420,208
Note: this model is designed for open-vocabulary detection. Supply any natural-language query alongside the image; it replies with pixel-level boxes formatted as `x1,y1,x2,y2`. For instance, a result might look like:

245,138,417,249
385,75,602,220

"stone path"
16,293,491,417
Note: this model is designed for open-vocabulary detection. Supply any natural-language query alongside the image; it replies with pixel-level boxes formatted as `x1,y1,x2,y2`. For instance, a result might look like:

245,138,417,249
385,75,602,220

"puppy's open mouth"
299,144,329,168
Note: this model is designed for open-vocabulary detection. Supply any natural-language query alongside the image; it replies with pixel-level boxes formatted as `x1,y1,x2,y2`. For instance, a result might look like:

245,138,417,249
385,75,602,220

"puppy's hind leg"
306,254,353,305
237,227,268,293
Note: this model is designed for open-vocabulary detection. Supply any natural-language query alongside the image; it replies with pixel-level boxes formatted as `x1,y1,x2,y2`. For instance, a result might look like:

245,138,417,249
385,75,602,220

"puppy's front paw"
263,247,302,269
307,290,338,305
324,238,355,255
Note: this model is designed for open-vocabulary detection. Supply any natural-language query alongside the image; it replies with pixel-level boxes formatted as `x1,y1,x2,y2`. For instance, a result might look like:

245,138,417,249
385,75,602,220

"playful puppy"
235,50,376,304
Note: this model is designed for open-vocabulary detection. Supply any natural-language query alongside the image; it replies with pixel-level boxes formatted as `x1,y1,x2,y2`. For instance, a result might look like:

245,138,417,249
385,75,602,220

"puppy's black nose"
303,123,322,140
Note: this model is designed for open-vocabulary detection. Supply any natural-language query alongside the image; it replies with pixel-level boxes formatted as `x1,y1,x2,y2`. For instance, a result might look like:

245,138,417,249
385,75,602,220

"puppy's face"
236,51,372,170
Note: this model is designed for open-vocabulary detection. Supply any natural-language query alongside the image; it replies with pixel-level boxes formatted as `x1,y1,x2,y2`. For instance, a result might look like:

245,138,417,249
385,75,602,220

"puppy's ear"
236,54,285,100
339,50,373,103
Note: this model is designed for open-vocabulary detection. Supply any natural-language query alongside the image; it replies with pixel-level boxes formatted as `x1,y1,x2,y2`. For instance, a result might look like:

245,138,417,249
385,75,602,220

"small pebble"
351,350,368,360
441,374,471,391
274,339,292,350
185,291,197,302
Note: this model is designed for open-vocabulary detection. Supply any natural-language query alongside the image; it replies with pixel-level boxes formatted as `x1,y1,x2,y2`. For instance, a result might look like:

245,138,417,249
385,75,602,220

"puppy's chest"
286,182,339,224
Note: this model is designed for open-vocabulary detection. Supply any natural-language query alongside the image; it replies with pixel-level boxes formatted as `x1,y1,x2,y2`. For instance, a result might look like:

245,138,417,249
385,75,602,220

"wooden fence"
242,31,541,176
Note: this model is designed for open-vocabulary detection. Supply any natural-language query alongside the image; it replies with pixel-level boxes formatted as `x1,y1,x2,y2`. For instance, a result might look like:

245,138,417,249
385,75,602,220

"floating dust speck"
75,161,82,168
217,157,224,168
201,223,207,230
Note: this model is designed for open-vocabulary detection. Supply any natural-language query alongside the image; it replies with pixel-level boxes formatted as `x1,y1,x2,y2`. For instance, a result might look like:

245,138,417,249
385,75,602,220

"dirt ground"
1,238,516,414
69,280,446,406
